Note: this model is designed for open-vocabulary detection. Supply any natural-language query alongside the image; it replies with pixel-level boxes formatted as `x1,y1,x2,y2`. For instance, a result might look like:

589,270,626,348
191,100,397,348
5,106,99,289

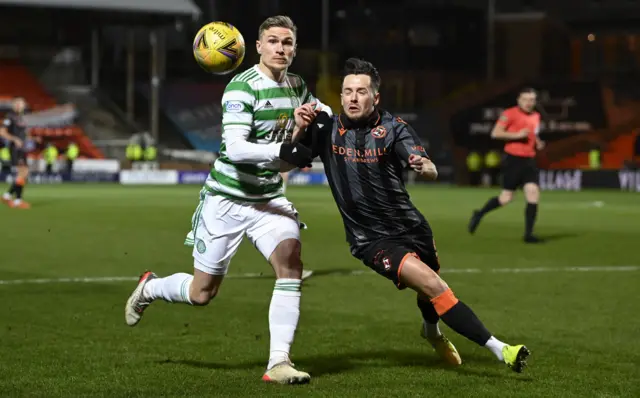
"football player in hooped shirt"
468,88,546,243
297,58,531,373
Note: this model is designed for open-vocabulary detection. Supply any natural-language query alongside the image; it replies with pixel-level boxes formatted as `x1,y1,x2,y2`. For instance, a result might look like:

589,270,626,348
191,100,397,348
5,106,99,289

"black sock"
7,183,16,195
525,202,538,237
15,184,23,199
440,301,492,346
478,196,501,216
417,296,440,324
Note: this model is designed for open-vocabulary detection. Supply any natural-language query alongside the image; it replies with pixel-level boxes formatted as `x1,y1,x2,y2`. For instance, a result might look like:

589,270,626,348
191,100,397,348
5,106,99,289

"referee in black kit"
294,58,530,373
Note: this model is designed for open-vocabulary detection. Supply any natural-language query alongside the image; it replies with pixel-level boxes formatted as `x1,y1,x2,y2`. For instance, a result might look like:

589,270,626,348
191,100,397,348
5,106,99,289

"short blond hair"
258,15,297,39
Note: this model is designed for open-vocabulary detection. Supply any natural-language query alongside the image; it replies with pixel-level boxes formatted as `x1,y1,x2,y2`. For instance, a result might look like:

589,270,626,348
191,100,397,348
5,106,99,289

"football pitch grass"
0,184,638,397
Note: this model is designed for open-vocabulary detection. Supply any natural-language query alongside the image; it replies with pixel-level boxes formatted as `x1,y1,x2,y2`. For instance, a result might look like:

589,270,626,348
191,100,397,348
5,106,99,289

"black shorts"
357,224,440,290
10,147,27,166
502,154,538,191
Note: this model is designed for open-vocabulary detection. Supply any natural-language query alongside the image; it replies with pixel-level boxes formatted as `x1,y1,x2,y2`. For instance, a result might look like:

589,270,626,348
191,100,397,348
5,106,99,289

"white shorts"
188,193,301,275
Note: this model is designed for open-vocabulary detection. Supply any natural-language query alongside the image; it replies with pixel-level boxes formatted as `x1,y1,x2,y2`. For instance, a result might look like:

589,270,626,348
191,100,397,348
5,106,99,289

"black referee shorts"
502,154,538,191
358,223,441,290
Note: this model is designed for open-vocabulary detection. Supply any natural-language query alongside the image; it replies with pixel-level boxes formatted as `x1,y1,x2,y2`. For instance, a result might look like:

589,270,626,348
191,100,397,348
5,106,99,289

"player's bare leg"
281,171,289,193
468,189,513,234
4,164,30,209
400,256,530,373
262,238,310,384
125,266,225,326
523,182,542,243
281,171,309,230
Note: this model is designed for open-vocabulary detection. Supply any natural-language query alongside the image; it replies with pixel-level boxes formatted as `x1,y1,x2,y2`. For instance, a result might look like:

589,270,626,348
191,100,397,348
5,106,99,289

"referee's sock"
478,196,502,216
525,202,538,237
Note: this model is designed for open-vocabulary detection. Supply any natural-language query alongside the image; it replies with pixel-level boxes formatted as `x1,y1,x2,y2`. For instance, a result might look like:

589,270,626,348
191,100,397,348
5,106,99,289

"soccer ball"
193,22,245,75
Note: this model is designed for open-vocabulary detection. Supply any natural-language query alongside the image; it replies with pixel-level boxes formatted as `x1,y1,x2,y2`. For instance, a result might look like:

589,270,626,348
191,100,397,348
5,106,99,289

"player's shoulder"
225,66,261,91
380,110,411,132
502,106,520,116
285,71,307,87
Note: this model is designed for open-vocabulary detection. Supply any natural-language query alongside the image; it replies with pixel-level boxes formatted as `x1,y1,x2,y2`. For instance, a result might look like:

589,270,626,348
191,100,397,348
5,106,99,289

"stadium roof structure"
0,0,201,20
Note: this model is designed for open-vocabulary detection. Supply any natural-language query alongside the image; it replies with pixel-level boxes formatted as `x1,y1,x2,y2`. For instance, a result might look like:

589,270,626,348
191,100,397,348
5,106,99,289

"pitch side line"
0,266,638,286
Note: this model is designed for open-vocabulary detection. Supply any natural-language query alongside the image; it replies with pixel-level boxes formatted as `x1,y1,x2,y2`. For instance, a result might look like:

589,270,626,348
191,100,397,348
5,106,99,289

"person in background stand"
44,142,58,175
66,142,79,174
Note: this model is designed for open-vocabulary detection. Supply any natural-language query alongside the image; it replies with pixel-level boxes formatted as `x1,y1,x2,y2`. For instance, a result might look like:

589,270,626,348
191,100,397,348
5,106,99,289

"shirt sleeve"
221,80,255,134
394,119,429,168
221,80,281,163
496,109,512,129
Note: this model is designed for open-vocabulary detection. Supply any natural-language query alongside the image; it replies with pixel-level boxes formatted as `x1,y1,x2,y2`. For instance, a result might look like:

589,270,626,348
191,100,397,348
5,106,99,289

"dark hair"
259,15,297,39
342,57,381,92
519,87,537,96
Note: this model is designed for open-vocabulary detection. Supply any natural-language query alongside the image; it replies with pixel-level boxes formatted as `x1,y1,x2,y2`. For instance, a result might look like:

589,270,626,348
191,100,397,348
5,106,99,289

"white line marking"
0,266,638,286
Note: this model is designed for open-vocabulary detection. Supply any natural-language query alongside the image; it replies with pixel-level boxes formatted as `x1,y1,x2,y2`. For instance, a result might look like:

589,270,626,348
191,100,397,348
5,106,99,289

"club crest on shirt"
277,113,289,129
371,125,387,139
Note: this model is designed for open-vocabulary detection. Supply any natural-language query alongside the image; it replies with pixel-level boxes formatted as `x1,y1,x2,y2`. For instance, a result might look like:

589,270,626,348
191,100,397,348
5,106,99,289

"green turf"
0,184,638,397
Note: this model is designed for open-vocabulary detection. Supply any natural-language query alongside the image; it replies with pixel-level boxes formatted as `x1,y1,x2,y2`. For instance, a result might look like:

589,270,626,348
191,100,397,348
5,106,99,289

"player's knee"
270,238,303,279
524,183,539,203
399,257,448,298
190,269,223,306
499,191,514,205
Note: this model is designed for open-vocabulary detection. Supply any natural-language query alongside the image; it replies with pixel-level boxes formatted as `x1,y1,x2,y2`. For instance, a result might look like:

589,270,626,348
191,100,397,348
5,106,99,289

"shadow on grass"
158,349,533,381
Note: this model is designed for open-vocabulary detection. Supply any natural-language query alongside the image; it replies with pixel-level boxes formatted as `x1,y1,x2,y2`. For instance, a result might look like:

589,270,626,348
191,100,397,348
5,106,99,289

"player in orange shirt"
468,88,545,243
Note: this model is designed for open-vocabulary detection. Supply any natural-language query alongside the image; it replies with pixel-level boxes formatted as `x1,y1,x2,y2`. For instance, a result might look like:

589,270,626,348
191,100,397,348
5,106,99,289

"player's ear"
373,91,380,106
256,40,262,55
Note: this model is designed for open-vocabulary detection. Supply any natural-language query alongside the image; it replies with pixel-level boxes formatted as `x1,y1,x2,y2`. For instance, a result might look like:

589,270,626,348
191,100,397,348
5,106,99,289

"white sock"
485,336,507,361
267,278,302,370
143,273,193,304
13,198,21,205
424,321,442,338
2,193,11,200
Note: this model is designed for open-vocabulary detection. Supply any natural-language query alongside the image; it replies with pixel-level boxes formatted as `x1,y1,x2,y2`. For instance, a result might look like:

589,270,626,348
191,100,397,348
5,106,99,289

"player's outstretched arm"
221,81,283,164
409,154,438,180
224,128,282,163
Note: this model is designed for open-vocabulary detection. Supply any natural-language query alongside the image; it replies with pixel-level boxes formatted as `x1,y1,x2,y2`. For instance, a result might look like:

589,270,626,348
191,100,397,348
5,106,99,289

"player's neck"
257,62,287,83
517,106,532,115
341,108,380,128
